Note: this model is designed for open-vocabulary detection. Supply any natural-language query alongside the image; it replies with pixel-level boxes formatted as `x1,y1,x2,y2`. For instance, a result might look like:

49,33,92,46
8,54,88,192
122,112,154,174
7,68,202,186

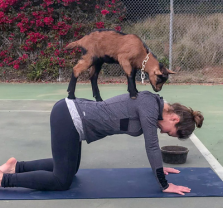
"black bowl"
161,146,189,164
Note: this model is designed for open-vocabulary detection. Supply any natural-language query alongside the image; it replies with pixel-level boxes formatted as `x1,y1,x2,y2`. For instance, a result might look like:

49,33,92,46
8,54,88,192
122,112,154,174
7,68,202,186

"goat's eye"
157,75,168,84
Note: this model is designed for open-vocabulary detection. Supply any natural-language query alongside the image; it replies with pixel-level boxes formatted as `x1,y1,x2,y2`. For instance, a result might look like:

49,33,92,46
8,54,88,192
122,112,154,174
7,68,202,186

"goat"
64,29,175,101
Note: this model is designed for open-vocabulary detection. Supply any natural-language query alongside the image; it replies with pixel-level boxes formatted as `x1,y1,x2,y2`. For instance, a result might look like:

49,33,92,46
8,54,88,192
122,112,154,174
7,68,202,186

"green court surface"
0,82,223,166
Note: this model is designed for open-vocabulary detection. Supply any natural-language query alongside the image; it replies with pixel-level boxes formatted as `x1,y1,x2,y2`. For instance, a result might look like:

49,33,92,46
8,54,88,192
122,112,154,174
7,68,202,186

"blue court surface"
0,83,223,208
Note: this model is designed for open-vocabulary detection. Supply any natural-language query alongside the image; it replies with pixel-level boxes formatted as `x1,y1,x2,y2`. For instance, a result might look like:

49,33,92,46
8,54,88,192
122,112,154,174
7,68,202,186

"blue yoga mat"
0,167,223,200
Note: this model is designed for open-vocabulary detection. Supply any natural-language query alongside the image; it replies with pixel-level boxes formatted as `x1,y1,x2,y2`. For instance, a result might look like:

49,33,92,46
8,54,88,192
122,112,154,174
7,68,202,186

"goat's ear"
166,68,176,74
155,70,162,75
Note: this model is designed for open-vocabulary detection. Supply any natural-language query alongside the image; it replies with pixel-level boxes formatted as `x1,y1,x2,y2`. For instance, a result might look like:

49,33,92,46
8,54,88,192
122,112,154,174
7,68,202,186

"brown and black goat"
64,29,175,101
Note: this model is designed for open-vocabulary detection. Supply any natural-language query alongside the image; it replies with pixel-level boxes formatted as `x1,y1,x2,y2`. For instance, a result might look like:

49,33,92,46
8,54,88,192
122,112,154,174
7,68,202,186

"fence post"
169,0,174,71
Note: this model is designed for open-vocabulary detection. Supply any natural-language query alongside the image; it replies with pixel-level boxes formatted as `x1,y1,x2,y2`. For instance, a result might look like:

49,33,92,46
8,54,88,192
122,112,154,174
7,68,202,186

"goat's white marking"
190,133,223,181
83,111,86,116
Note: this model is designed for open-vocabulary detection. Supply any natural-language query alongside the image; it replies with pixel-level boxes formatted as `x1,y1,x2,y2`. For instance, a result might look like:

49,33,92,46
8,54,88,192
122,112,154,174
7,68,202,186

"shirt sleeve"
138,96,169,190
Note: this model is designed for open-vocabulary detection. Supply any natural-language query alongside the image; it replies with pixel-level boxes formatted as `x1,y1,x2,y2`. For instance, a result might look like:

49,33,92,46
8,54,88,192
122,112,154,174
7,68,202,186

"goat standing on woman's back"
65,29,175,101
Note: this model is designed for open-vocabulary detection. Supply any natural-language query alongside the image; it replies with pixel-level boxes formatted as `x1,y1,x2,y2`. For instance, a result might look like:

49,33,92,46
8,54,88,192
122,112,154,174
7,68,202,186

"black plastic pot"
161,146,189,164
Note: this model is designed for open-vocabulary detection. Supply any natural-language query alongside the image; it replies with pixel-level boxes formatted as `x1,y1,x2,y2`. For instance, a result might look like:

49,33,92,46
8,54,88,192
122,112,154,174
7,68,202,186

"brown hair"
168,103,204,139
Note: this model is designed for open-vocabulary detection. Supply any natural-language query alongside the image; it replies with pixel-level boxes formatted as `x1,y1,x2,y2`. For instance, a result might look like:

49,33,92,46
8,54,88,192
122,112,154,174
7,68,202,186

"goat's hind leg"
67,72,78,99
67,56,92,99
90,63,103,101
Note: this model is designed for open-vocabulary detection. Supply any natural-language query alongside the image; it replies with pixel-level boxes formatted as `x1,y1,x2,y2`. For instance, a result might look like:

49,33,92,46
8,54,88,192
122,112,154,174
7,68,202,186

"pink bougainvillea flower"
96,21,104,29
74,31,79,37
54,21,71,36
101,10,109,16
8,0,18,6
36,19,44,27
119,16,124,21
63,16,71,21
44,17,54,26
48,8,54,13
95,5,100,9
22,54,28,59
0,50,7,57
114,26,121,31
0,11,4,19
54,49,60,56
0,0,17,10
13,64,19,69
43,0,54,6
47,43,52,48
52,25,58,30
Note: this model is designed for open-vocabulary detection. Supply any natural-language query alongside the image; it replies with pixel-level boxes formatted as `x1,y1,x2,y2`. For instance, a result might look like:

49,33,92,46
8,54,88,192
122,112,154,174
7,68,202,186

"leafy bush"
0,0,126,81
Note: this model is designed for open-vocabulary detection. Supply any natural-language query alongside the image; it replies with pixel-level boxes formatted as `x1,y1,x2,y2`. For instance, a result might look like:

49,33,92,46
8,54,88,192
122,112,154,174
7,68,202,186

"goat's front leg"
127,75,138,99
120,61,138,99
90,63,103,101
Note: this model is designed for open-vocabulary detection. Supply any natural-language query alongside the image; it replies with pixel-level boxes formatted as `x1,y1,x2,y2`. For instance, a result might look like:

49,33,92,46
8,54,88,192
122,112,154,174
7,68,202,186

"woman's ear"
171,114,180,123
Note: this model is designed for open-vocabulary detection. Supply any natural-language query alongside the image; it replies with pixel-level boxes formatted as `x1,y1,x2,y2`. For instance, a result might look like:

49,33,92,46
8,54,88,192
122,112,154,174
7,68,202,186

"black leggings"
1,99,81,191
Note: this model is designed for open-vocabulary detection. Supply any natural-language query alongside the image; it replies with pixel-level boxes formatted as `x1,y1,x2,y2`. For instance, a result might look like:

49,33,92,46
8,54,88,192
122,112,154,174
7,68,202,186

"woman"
0,91,203,195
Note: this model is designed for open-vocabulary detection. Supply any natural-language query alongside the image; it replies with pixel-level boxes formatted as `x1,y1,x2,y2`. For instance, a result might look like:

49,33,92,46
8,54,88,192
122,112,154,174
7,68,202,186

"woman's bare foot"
0,157,17,174
0,171,3,187
0,170,3,186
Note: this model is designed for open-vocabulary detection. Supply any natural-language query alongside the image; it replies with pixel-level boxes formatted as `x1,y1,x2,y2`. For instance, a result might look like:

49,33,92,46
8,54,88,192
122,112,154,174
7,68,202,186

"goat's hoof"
96,98,103,102
94,95,103,102
130,96,137,99
68,95,76,99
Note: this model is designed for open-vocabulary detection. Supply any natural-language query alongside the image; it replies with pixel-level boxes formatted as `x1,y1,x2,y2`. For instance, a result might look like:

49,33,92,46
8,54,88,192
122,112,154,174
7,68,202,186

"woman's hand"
163,167,180,175
163,183,191,195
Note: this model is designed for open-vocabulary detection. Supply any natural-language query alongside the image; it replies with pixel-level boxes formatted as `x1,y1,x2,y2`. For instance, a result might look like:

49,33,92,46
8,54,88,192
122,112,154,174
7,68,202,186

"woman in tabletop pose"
0,91,203,195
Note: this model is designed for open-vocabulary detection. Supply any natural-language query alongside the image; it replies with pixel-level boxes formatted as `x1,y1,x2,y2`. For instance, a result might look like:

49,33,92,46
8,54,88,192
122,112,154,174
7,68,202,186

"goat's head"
145,54,175,92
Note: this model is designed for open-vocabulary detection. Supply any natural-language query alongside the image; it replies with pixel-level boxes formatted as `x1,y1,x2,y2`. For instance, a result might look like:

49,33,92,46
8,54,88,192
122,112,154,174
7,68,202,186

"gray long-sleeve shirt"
66,91,168,189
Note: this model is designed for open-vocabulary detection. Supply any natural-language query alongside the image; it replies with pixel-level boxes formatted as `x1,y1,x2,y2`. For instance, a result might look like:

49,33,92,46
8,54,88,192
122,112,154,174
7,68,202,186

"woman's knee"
53,180,72,191
56,184,71,191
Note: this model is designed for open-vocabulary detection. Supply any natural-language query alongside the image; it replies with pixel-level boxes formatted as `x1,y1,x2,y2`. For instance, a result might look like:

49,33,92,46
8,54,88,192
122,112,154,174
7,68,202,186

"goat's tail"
64,40,80,50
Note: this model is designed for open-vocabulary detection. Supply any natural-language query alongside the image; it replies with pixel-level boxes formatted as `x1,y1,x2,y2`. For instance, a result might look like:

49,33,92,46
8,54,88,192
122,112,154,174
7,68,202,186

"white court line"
0,110,50,113
190,133,223,181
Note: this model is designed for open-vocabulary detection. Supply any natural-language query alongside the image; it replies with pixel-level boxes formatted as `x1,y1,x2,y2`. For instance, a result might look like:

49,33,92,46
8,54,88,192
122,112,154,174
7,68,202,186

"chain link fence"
94,0,223,84
1,0,223,83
